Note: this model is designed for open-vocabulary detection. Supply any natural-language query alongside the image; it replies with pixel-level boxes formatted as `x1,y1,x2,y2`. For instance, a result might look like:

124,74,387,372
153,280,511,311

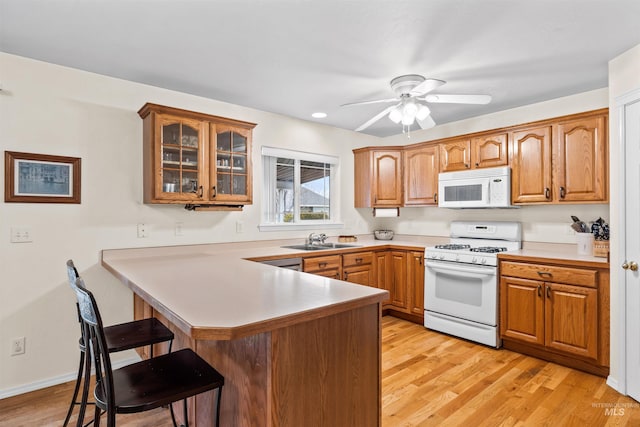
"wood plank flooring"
1,316,639,426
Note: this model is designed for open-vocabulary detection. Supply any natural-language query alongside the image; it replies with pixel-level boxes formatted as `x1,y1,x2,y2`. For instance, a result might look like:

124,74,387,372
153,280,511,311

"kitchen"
1,1,640,426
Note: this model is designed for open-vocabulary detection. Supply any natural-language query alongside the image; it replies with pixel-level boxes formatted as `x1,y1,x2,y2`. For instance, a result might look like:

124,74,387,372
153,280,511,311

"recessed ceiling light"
311,112,327,119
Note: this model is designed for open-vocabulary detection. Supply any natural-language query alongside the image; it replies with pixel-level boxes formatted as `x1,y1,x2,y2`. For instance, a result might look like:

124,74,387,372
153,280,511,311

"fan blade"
417,115,436,130
355,104,400,132
341,97,399,107
423,94,492,104
409,79,445,96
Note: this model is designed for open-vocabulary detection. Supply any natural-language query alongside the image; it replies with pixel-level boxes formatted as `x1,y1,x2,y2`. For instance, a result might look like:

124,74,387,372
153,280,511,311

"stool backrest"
72,279,116,414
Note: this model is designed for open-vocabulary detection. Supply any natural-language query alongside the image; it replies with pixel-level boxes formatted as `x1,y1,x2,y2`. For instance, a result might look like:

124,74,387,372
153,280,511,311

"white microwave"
438,166,512,208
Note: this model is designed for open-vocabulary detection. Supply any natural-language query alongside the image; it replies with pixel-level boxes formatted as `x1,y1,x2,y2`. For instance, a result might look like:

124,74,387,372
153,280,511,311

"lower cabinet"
499,258,609,376
302,247,425,324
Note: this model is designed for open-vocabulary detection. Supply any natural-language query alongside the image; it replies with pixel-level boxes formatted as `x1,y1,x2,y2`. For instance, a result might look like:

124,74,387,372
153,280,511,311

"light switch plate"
11,227,32,243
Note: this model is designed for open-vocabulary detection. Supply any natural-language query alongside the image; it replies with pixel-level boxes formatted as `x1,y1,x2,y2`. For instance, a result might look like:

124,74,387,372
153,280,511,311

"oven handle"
425,260,496,278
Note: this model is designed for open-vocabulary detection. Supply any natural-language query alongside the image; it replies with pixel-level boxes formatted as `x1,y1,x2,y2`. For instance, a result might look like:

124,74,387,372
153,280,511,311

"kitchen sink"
282,243,360,251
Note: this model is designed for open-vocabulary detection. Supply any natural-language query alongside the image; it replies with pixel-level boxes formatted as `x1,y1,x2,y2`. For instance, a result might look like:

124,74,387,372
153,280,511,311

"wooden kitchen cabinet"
439,138,471,172
342,251,375,286
375,251,392,304
499,257,609,376
303,254,341,279
407,250,425,319
388,251,409,310
510,110,608,204
403,144,439,205
554,114,607,202
510,125,553,203
353,147,403,207
139,103,256,208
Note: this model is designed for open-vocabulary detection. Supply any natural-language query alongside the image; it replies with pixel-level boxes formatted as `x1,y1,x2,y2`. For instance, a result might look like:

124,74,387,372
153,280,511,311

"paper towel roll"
373,208,399,217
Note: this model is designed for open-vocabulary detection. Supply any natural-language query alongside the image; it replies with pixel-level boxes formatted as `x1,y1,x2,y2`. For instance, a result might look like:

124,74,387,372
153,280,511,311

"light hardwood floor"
1,316,639,426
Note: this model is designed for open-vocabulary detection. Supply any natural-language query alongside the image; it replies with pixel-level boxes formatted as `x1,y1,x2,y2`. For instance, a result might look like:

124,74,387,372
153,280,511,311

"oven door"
424,260,497,325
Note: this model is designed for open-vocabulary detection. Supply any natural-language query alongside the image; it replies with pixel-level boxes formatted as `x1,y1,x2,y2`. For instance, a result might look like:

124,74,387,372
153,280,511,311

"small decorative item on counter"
374,230,394,240
590,217,610,258
338,235,358,243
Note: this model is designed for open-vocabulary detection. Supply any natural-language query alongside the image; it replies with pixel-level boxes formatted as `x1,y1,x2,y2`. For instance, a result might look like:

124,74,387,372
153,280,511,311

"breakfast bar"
101,244,388,427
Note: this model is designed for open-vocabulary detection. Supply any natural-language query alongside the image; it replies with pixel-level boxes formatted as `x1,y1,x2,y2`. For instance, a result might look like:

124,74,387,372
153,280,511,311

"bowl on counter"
374,230,394,240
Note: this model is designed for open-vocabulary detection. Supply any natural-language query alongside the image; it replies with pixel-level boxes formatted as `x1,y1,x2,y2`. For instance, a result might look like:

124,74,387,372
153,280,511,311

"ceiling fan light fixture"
389,106,402,123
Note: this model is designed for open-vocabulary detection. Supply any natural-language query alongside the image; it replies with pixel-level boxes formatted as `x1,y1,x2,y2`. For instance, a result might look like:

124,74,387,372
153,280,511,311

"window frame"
259,146,343,231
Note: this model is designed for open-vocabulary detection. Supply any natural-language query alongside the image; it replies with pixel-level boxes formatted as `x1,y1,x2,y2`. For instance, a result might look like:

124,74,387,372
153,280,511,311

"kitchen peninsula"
101,244,388,427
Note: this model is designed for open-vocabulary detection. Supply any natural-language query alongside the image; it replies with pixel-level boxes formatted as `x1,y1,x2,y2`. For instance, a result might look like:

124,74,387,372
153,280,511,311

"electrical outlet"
11,337,25,356
10,227,33,243
137,223,148,238
175,222,184,236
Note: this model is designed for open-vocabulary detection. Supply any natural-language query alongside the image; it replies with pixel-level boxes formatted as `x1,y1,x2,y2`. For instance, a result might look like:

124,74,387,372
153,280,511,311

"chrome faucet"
307,233,328,245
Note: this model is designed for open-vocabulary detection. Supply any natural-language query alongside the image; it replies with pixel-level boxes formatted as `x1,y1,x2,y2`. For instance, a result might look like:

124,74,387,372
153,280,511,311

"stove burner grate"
434,244,471,250
470,246,508,253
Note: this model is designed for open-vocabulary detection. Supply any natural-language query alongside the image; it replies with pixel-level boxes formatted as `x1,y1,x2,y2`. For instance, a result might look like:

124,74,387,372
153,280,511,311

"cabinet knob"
433,193,438,203
545,187,550,199
475,162,479,167
622,261,638,271
465,163,470,168
559,186,566,199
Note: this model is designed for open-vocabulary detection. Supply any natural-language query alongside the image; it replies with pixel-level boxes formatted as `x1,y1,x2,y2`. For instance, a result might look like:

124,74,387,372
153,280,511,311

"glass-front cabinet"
211,125,252,202
139,103,256,208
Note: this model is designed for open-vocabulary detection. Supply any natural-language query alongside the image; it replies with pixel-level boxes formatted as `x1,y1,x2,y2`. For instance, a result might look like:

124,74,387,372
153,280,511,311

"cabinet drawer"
500,261,597,288
304,255,342,272
342,251,373,268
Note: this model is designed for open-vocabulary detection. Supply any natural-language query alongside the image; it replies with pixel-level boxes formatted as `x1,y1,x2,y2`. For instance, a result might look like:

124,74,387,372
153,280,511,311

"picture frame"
4,151,81,203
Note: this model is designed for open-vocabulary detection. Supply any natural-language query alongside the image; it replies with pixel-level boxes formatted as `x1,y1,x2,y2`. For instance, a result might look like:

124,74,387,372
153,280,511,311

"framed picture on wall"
4,151,81,203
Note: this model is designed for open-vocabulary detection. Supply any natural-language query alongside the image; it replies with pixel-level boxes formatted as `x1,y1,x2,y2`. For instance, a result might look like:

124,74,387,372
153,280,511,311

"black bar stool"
72,277,224,427
63,260,175,427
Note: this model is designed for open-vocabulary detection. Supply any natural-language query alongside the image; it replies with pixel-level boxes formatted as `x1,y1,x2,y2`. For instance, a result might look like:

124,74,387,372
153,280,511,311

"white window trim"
259,146,343,231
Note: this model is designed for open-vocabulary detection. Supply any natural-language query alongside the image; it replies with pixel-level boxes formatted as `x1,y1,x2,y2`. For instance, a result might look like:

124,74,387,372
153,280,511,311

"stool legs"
62,350,86,427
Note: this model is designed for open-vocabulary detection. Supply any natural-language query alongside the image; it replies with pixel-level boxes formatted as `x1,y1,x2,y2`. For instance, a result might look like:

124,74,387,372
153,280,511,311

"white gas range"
424,221,522,348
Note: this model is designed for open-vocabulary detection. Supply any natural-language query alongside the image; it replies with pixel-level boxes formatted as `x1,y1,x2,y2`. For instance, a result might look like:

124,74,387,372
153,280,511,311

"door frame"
613,87,640,395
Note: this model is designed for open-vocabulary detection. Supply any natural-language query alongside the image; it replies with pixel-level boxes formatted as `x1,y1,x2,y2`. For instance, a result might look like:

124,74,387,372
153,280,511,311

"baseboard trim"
0,356,140,400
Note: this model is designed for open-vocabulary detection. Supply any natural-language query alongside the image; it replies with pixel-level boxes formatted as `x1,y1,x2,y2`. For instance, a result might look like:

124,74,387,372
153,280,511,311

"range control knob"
439,254,445,260
472,257,478,264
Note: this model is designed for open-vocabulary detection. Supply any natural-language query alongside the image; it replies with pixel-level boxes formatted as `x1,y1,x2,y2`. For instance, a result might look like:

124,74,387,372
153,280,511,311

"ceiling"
1,1,639,137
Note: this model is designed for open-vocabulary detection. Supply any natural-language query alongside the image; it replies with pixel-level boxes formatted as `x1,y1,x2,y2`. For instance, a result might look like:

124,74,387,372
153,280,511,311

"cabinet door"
210,124,252,203
343,265,374,286
403,145,439,205
389,251,408,310
372,151,403,206
407,251,425,317
471,133,508,168
545,283,598,359
156,115,206,201
375,252,391,304
510,126,553,203
439,139,471,172
554,115,607,202
500,276,544,345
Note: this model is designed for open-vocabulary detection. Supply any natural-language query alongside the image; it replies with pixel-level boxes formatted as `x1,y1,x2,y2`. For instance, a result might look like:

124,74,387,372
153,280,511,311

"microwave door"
439,178,489,208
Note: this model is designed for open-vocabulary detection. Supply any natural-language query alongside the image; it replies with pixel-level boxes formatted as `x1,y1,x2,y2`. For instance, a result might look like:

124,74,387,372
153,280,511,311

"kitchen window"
260,146,342,230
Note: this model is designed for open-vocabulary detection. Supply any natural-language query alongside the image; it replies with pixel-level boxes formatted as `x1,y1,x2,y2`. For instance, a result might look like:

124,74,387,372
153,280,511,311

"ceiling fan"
342,74,492,133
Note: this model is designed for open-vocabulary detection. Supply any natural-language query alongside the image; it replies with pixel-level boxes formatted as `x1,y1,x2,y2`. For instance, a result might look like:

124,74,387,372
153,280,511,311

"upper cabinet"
139,103,256,209
440,133,508,172
404,145,439,206
554,115,607,202
510,110,608,204
354,148,403,207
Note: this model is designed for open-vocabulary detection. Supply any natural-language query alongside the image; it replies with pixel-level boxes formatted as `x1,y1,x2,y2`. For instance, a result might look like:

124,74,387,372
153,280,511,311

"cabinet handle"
211,186,217,198
433,193,438,203
319,262,327,268
537,271,552,278
344,272,348,280
355,257,363,263
546,286,551,298
537,284,542,297
335,272,340,279
545,187,550,199
465,163,470,168
559,186,566,199
475,162,479,167
419,256,423,266
197,186,203,197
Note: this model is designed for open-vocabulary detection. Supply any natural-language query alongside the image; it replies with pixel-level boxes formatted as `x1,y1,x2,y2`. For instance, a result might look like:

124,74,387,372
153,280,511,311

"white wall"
0,53,379,396
608,42,640,391
0,52,611,396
